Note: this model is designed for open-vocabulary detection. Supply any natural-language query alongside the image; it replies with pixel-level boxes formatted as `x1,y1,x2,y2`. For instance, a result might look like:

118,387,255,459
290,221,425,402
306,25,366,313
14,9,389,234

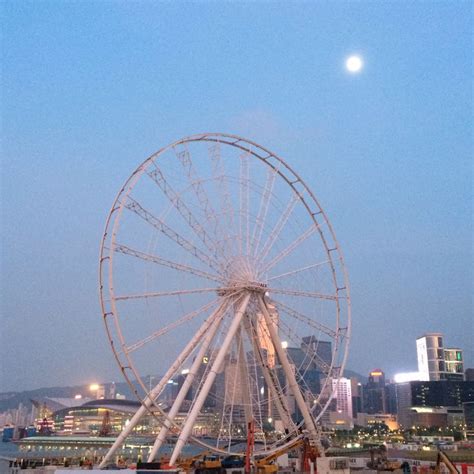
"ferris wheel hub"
217,281,268,298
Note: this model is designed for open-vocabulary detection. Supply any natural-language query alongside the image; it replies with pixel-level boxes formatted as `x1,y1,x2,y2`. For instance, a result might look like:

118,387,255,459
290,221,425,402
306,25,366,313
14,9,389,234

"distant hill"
0,381,136,412
343,369,368,383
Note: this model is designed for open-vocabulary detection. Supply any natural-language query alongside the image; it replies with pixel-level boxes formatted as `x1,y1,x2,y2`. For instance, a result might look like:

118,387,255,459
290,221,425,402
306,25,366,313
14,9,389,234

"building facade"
416,333,464,381
396,380,474,428
363,369,387,414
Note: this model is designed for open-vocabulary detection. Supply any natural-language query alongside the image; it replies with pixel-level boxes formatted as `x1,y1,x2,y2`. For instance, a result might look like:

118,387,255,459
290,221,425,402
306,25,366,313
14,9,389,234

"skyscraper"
444,348,464,380
256,302,279,369
417,333,464,381
417,333,445,381
331,377,353,419
395,380,474,428
301,336,332,367
363,369,387,414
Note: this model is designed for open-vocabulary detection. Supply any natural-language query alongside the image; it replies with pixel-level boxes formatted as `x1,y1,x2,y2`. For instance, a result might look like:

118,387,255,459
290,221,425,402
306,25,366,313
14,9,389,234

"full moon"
346,55,363,73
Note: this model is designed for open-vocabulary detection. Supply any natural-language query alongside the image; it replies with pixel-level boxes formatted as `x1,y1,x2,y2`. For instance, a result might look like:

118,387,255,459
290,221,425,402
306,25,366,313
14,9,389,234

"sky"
1,1,472,392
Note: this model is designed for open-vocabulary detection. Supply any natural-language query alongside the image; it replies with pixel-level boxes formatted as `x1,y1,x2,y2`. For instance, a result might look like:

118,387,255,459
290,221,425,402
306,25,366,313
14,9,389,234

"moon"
346,55,363,73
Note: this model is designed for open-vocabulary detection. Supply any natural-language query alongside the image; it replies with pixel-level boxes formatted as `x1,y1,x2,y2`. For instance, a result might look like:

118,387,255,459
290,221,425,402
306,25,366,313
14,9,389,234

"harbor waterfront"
0,435,202,465
2,435,474,473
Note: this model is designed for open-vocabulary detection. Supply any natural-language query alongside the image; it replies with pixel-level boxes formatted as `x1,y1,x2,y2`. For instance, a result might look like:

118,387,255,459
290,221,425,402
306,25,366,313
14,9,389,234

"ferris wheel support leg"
169,293,251,466
99,307,224,468
257,296,320,447
237,327,253,426
148,301,229,461
245,320,295,433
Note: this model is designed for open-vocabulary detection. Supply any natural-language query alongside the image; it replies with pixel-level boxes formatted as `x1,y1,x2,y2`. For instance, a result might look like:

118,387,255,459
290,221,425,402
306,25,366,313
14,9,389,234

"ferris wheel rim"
98,133,351,458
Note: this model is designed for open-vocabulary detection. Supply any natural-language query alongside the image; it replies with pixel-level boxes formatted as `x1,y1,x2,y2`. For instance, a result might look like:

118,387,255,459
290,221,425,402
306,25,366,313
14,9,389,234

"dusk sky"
1,1,472,392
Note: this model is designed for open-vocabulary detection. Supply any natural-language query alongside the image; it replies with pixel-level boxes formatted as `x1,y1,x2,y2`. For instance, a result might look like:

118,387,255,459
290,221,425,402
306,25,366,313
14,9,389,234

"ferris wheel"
98,134,351,466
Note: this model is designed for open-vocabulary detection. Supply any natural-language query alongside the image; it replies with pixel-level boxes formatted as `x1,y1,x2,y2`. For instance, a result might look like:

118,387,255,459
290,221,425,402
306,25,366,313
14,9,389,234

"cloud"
227,108,283,143
227,108,325,150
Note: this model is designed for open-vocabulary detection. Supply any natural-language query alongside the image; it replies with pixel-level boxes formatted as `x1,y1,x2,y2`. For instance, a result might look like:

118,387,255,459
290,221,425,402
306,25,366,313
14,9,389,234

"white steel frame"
98,133,351,467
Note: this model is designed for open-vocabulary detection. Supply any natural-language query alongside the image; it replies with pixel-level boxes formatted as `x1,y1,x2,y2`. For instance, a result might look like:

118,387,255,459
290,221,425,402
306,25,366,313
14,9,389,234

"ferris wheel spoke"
209,141,235,256
124,299,220,354
124,196,221,272
260,225,316,274
267,260,330,282
256,193,300,265
273,299,337,339
239,149,251,257
115,287,225,301
145,164,224,266
174,144,225,255
267,287,338,301
114,244,223,284
250,167,278,258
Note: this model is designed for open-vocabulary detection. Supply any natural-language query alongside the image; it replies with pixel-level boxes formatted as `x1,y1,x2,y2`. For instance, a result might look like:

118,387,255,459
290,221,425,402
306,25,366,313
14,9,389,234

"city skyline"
2,2,472,392
0,328,469,393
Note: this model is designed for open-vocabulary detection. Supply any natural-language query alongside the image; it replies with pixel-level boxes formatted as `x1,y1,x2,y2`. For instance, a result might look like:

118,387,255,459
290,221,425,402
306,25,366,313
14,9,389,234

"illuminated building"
53,399,147,435
416,333,464,381
350,378,363,418
355,412,398,430
444,348,464,380
363,369,387,414
51,398,219,437
16,435,154,462
417,333,445,381
393,372,421,383
332,378,353,418
464,401,474,439
395,380,474,428
256,302,279,368
327,378,353,429
89,384,106,400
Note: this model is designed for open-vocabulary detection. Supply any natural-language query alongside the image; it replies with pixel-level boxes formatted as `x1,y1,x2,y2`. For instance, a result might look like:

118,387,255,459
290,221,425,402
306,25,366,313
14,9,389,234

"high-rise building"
363,369,387,414
385,383,398,415
395,380,474,428
444,348,464,380
332,377,353,419
350,378,363,418
466,368,474,381
416,333,464,381
301,336,332,367
256,302,279,369
464,401,474,439
417,333,446,381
